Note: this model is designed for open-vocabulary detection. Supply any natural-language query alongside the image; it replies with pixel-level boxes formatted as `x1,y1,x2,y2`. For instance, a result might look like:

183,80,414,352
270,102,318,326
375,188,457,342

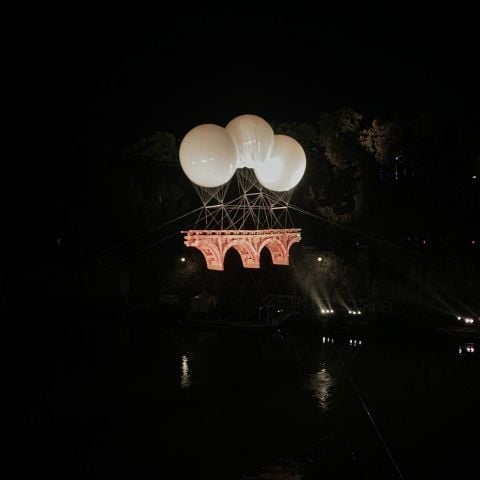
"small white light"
357,310,362,315
180,257,186,262
322,336,326,343
321,309,325,314
349,339,352,345
359,340,362,345
457,316,462,321
317,257,323,262
458,347,462,354
348,310,352,314
473,175,477,179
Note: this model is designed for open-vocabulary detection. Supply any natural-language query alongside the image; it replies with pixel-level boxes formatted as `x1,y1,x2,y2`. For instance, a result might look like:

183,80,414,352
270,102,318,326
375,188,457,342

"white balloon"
254,135,306,192
226,114,274,168
179,124,238,188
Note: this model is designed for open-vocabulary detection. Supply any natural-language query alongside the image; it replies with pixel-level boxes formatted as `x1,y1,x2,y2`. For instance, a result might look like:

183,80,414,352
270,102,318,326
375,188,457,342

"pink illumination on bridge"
182,229,301,271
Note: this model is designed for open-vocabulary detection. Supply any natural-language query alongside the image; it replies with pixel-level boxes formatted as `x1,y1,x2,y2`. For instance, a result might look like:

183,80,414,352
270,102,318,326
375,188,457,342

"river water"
4,315,480,479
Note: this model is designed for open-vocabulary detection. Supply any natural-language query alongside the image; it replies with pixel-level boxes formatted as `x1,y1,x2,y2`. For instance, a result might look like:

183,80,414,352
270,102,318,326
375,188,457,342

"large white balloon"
254,135,306,192
179,124,238,188
226,114,274,168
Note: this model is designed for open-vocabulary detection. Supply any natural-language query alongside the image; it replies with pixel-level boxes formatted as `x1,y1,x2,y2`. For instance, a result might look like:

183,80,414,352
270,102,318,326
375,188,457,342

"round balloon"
179,124,238,188
254,135,306,191
226,114,274,168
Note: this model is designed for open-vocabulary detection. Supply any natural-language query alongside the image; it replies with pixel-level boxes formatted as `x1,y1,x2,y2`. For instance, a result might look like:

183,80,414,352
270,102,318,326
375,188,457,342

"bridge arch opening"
223,245,244,270
259,244,274,267
259,238,288,266
225,240,260,269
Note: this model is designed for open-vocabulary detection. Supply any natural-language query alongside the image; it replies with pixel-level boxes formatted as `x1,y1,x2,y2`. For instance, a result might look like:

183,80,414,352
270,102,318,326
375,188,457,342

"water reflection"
181,354,191,388
243,459,302,480
307,362,334,412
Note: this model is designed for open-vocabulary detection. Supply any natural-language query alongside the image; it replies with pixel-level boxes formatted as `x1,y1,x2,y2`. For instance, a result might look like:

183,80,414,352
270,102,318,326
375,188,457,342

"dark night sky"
3,3,477,239
6,5,473,143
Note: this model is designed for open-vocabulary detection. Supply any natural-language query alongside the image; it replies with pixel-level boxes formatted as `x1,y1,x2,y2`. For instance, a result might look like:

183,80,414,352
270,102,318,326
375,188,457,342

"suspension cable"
331,340,406,480
77,206,203,265
288,202,446,264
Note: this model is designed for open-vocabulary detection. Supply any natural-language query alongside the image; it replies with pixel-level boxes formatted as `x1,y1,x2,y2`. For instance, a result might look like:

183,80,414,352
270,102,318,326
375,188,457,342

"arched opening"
226,241,260,269
259,243,274,268
259,239,288,265
223,245,244,270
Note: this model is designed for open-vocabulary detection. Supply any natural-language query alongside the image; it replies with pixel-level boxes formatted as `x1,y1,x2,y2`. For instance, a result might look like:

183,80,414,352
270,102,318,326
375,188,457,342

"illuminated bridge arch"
182,229,301,271
258,237,289,266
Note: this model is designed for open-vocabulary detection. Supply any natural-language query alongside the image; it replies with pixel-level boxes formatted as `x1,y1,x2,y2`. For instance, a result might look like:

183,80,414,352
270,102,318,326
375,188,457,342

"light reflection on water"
306,362,334,412
180,353,191,388
242,459,303,480
171,330,480,478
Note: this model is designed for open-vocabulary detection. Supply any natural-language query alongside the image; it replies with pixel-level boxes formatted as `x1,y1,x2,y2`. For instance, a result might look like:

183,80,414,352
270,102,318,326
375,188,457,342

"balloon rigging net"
179,114,305,270
192,168,294,231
